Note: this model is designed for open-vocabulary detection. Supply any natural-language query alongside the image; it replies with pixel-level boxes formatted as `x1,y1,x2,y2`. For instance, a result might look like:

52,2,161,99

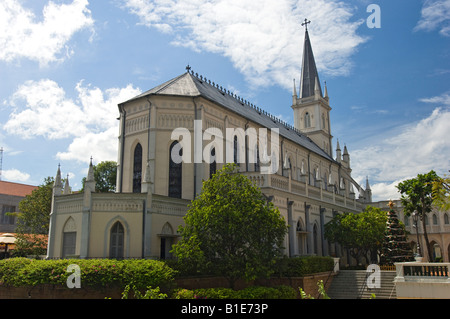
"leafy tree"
324,206,387,264
396,170,439,261
14,177,54,256
172,164,288,288
81,161,117,192
432,172,450,211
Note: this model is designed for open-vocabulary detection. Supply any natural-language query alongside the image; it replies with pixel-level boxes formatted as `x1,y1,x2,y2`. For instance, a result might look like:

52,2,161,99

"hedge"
274,256,334,277
0,258,176,290
173,285,297,299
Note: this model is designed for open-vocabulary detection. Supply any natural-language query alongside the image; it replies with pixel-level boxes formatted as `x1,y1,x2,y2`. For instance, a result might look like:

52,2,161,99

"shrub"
275,256,334,277
0,258,176,290
172,285,296,299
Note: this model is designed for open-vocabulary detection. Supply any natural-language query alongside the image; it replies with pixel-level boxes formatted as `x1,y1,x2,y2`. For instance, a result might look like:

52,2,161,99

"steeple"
292,20,332,157
53,164,63,196
299,28,322,98
63,174,71,195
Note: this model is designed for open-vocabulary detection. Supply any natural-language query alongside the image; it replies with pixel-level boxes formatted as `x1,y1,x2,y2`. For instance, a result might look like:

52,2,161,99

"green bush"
0,258,176,289
172,285,296,299
274,256,334,277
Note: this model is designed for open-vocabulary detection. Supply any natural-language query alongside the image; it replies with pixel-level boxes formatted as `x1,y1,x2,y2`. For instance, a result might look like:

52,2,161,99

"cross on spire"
302,18,311,31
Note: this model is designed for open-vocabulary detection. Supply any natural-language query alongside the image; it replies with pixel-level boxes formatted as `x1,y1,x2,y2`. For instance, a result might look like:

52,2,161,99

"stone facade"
47,30,372,262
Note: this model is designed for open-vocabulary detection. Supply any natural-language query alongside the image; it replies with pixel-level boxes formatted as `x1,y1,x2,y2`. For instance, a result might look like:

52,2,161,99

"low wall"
0,272,334,299
395,262,450,299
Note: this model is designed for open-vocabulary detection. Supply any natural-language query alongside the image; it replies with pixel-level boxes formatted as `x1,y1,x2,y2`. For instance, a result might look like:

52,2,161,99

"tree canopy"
81,161,117,192
396,170,439,261
172,164,288,288
432,173,450,211
324,206,387,264
14,177,54,256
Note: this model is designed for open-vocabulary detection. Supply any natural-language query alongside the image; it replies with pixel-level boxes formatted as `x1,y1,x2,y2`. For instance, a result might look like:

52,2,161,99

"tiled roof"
0,181,38,197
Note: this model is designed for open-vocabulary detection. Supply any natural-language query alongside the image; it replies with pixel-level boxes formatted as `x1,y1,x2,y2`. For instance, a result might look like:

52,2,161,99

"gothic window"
433,214,438,225
233,136,238,164
169,141,182,198
322,113,326,129
110,221,124,259
304,112,311,128
210,148,216,179
133,143,143,193
254,144,260,172
444,213,449,225
313,224,318,255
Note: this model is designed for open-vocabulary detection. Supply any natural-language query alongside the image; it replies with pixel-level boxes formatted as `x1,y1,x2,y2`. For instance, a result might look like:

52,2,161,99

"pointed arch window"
304,112,311,128
254,144,260,172
444,213,449,225
133,143,143,193
313,224,319,255
169,141,182,198
233,136,238,164
110,222,124,259
210,148,216,179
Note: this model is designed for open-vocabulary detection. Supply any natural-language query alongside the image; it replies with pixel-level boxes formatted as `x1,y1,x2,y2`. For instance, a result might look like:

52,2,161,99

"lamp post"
412,211,422,260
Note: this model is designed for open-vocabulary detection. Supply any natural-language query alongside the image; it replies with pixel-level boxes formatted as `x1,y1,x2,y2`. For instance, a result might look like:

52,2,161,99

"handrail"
318,259,339,299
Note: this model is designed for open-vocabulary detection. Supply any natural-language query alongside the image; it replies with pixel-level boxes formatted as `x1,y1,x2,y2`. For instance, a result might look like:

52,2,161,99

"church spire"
299,21,322,99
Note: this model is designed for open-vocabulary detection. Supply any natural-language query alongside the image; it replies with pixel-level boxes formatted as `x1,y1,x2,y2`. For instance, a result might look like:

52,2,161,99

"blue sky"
1,0,449,201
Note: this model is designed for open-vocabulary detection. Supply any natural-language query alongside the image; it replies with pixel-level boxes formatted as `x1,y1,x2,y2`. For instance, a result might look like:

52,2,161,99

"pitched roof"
123,70,334,162
0,181,37,197
299,30,322,98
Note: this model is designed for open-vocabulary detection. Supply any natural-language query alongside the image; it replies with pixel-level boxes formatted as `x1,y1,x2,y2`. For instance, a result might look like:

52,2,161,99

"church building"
47,28,372,262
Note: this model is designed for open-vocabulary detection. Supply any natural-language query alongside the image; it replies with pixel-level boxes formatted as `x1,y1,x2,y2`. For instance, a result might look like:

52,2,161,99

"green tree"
14,177,54,256
172,164,288,288
397,170,439,261
432,173,450,211
81,161,117,192
324,206,387,264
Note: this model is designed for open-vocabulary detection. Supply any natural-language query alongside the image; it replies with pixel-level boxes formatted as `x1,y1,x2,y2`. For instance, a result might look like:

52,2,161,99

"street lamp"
412,211,422,259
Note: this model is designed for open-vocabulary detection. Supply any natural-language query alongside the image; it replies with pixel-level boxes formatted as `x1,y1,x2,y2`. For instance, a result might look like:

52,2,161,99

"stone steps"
327,270,397,299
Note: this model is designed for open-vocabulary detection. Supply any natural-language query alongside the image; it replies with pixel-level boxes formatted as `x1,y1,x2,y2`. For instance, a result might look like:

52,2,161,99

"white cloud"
0,0,94,65
121,0,366,89
420,92,450,105
415,0,450,36
351,107,450,201
3,79,141,163
2,169,31,183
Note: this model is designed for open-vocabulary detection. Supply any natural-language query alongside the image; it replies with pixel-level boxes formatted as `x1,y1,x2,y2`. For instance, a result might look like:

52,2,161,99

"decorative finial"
302,18,311,31
186,64,191,72
388,200,395,209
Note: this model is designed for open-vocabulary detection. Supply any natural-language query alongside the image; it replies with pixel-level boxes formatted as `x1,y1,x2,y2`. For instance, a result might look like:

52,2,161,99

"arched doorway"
159,222,175,259
110,221,124,259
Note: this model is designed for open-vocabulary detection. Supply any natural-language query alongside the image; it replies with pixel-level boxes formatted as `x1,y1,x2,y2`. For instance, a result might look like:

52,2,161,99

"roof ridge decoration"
186,66,303,137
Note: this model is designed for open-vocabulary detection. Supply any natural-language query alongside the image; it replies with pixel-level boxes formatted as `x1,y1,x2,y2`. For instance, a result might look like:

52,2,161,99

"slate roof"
123,69,334,162
300,30,322,98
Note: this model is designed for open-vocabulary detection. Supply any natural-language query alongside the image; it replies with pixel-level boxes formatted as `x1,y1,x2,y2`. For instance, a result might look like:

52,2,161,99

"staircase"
327,270,397,299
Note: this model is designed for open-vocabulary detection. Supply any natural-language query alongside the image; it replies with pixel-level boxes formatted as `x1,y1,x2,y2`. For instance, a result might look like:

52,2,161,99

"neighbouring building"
0,180,37,233
372,200,450,262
